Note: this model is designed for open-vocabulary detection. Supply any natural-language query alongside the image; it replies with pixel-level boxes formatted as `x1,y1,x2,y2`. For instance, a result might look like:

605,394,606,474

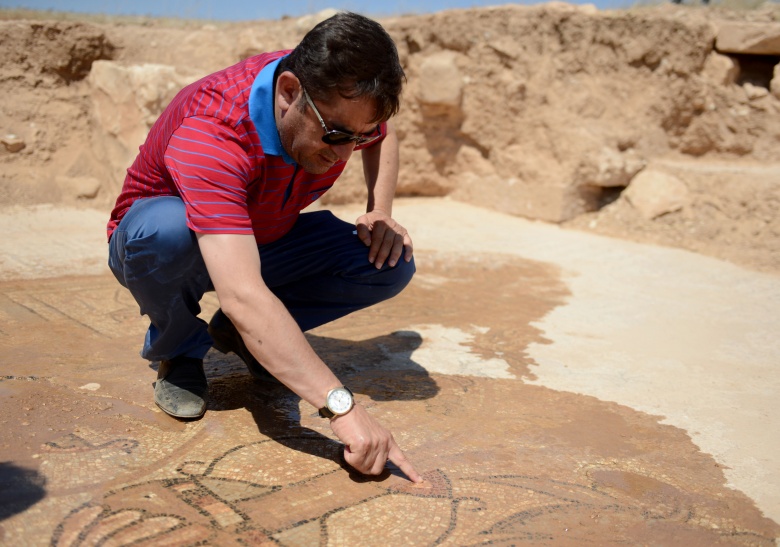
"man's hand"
355,211,413,269
329,404,422,483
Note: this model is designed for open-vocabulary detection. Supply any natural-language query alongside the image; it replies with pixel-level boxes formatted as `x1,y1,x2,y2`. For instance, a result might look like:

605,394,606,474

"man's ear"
276,71,300,115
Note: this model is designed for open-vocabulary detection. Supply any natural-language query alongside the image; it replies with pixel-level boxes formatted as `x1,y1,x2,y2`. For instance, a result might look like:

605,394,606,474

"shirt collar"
248,55,295,165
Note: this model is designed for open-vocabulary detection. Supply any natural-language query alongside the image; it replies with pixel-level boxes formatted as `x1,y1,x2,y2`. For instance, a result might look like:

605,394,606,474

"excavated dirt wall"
1,4,779,271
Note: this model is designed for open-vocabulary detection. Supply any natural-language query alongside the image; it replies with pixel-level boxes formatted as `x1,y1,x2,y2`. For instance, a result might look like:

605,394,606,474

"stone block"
55,176,101,199
87,60,192,188
744,82,769,100
417,52,463,108
624,169,690,220
715,22,780,55
578,147,647,188
1,134,25,153
772,63,780,100
702,52,739,86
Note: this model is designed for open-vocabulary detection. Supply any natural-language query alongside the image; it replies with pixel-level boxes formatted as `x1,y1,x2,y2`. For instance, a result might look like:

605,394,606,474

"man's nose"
330,142,356,162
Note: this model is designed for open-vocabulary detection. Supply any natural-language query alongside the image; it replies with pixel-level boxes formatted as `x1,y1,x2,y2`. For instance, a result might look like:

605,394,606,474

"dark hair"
279,12,405,124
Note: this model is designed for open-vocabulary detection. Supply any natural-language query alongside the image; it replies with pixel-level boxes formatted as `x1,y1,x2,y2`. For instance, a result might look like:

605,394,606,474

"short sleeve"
164,116,255,236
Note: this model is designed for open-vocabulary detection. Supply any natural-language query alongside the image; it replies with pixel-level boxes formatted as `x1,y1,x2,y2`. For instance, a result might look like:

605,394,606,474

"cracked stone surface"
1,199,778,545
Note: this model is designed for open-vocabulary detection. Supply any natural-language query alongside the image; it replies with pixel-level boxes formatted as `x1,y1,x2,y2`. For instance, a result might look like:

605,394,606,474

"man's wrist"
367,206,392,217
318,385,355,419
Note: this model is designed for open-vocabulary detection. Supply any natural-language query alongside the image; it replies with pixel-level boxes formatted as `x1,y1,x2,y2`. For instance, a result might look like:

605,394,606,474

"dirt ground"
1,199,779,545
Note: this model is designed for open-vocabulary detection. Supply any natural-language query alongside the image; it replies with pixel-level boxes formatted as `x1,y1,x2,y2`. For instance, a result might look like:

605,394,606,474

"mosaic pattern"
1,258,779,545
46,434,777,546
3,377,777,545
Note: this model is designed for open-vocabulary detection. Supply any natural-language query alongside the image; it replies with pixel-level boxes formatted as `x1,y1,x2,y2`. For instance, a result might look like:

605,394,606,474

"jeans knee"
118,198,203,282
372,256,416,300
151,220,197,260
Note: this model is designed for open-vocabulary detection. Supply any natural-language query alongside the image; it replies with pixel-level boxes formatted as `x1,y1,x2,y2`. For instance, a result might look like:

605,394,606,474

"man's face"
277,82,378,175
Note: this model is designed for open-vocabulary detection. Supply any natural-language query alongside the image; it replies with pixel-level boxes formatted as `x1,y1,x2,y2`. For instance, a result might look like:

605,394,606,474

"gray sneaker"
154,356,208,419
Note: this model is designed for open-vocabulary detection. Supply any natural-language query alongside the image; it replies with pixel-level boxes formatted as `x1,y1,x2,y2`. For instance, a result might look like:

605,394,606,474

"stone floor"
1,199,778,545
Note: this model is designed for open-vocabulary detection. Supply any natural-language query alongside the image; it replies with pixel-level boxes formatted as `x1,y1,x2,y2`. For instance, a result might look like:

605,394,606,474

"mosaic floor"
1,252,778,545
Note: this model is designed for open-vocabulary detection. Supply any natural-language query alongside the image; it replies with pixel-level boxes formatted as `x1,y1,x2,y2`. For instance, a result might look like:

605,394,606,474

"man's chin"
300,159,335,175
300,165,329,175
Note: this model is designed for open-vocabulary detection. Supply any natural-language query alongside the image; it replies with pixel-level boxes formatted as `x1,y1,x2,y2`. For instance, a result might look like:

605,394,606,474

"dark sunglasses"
301,87,381,147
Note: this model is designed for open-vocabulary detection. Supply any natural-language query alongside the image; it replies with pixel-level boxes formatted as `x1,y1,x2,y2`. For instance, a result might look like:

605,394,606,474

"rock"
702,52,739,86
744,82,769,100
583,147,647,188
55,176,101,199
624,169,690,220
715,22,780,56
771,63,780,100
88,61,192,188
88,61,189,133
487,37,521,60
1,134,25,153
417,52,463,108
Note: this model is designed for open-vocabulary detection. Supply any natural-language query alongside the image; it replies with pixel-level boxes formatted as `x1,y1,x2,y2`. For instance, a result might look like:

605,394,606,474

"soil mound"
1,4,779,272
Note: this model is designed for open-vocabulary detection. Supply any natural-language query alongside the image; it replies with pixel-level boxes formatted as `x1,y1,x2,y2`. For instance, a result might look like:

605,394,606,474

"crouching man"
107,12,421,482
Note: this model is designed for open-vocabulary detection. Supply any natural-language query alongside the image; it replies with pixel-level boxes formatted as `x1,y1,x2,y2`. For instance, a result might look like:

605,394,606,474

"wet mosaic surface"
1,253,778,545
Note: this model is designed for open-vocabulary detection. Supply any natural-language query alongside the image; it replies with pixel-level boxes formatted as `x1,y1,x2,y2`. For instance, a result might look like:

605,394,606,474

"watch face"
327,388,353,415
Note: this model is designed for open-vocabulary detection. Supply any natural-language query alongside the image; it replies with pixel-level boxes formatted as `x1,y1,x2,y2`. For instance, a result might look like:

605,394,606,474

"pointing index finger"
388,444,423,483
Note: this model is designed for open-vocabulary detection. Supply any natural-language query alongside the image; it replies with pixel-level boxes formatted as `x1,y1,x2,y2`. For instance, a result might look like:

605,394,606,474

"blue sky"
0,0,632,20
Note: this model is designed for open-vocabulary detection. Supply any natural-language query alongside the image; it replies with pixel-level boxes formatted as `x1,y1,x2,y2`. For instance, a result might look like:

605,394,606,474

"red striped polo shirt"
106,51,384,244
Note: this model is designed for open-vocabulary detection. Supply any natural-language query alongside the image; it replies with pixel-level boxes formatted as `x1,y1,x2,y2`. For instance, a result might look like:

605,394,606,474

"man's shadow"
203,330,438,482
305,330,439,401
0,462,46,521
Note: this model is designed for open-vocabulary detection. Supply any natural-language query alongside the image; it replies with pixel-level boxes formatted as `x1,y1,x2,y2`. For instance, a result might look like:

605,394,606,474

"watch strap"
318,406,337,419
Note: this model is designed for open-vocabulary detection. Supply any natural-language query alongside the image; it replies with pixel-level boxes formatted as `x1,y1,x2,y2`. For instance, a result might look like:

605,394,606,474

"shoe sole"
154,399,206,419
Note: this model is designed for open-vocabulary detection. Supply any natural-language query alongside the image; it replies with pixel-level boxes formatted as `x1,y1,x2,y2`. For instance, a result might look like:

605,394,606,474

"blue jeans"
108,196,415,361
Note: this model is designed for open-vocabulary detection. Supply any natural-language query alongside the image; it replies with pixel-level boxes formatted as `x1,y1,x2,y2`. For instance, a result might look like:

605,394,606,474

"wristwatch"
319,386,354,419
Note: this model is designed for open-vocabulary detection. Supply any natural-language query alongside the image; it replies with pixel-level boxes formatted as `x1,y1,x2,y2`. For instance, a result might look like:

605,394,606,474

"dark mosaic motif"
49,436,777,547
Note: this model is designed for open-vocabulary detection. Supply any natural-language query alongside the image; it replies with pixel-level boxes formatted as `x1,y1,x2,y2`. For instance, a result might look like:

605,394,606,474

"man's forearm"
223,289,340,410
197,232,340,410
362,122,400,215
